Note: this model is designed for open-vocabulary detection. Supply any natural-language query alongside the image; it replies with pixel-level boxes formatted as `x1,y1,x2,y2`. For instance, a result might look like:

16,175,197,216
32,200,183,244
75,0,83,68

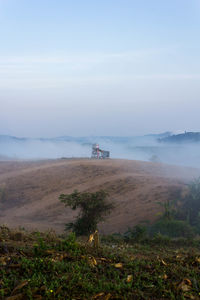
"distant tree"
157,198,177,221
59,190,114,236
150,219,195,238
150,189,195,238
154,178,200,236
179,178,200,227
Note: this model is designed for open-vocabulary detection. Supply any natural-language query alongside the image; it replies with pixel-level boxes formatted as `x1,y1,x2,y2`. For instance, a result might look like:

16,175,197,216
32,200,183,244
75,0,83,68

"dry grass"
0,159,199,234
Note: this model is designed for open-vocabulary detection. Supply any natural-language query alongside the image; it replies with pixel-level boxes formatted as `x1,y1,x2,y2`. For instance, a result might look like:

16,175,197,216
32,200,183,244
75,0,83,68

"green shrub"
101,233,124,245
124,225,147,242
151,233,171,246
150,219,195,238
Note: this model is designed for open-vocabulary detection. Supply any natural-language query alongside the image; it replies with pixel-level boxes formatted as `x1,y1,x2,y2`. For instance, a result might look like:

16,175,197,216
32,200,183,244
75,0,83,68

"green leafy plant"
33,232,49,255
59,190,114,236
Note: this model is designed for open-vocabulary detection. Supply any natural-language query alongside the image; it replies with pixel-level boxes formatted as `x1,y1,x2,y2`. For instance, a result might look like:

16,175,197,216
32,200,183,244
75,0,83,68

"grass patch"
0,227,200,299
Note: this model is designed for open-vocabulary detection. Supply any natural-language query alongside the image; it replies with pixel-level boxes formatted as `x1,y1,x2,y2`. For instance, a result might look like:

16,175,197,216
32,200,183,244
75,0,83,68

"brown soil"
0,159,200,234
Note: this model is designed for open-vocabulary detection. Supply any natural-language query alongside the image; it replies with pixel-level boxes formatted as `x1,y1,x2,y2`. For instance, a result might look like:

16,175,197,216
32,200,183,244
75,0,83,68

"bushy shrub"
151,232,171,246
150,219,195,238
124,225,147,242
101,233,124,245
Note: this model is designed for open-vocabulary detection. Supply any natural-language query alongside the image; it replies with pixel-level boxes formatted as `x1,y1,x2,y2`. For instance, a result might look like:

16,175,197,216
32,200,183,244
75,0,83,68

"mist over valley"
1,132,200,168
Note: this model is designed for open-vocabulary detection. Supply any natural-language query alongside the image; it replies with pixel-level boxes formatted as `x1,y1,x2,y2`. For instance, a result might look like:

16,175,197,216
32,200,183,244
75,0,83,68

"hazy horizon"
0,131,174,139
1,132,200,168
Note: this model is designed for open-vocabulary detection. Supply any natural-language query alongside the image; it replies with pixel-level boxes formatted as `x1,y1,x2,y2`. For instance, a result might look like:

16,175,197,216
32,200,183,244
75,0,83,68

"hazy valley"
1,132,200,168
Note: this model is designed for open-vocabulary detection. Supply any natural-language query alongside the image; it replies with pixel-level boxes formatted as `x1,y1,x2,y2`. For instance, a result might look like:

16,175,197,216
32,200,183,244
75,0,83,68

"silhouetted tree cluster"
177,178,200,228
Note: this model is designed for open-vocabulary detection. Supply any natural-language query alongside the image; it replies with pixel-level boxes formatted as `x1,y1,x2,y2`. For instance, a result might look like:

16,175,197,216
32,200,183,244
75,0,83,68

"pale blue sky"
0,0,200,137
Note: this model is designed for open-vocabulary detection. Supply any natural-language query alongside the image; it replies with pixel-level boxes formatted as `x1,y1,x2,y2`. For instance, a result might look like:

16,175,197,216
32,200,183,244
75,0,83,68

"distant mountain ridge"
159,132,200,143
0,132,171,144
1,132,200,167
0,135,27,142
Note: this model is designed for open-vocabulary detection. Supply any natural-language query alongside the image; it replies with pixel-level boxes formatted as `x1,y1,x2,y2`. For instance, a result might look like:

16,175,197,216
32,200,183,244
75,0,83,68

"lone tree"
59,190,114,236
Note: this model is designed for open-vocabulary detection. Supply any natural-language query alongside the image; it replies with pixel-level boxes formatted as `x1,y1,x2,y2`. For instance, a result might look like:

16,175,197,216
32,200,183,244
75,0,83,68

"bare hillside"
0,159,200,234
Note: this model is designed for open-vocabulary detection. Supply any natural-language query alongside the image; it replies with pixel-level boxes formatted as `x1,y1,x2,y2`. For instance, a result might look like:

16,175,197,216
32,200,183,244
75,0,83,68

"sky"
0,0,200,138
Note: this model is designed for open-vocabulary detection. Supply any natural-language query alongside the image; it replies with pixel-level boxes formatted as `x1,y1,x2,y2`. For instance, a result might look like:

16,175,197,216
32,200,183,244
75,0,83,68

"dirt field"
0,158,200,234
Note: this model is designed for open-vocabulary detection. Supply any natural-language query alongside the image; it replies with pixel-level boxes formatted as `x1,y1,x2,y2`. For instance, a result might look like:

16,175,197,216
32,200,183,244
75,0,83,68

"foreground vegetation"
2,177,200,299
0,226,200,299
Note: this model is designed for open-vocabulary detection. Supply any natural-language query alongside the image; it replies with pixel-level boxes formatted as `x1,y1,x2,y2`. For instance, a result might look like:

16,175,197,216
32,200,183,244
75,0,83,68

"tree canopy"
59,190,114,236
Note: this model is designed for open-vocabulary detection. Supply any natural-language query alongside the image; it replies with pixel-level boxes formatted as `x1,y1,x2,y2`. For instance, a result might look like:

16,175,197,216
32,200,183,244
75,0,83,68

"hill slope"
0,159,200,233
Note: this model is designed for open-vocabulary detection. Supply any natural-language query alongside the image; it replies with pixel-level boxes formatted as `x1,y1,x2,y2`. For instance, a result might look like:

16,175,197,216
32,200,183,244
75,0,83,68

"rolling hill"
0,159,200,234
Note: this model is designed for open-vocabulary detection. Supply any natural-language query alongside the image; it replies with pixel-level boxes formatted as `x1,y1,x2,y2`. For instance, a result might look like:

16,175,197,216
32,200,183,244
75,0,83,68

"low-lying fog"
1,134,200,168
